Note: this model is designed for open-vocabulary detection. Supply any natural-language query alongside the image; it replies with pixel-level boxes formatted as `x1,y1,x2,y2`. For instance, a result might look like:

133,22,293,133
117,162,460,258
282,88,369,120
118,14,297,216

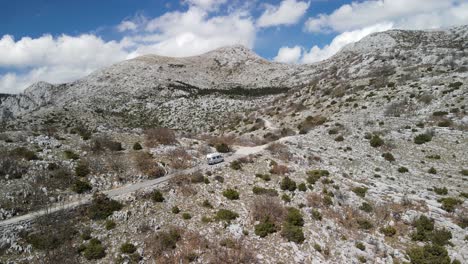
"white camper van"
206,153,224,165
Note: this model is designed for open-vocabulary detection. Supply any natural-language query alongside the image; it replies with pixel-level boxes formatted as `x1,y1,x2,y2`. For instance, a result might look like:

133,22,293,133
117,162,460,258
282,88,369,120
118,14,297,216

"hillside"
0,26,467,264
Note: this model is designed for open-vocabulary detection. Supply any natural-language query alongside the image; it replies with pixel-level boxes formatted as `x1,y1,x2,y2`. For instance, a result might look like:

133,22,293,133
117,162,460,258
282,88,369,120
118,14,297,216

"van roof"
206,153,221,158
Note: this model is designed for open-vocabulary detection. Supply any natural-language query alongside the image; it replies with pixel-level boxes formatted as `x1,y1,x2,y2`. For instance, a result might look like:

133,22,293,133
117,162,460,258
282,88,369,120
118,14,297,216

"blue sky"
1,0,467,93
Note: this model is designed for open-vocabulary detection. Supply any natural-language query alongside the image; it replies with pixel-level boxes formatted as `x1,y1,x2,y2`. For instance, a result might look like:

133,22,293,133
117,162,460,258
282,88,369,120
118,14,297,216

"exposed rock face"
0,26,466,132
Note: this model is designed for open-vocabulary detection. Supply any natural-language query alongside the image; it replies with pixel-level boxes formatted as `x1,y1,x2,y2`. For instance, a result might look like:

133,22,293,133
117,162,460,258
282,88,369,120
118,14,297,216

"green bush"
120,242,136,254
438,197,462,212
306,170,329,184
430,228,452,246
370,135,384,147
64,150,79,160
382,152,395,162
359,202,373,213
254,218,277,237
182,213,192,220
281,193,291,203
230,160,242,170
133,142,143,150
172,206,180,214
407,244,450,264
432,111,448,116
352,187,368,198
215,209,238,222
280,177,297,191
311,209,322,221
87,194,123,220
398,167,409,173
298,183,307,192
255,173,271,181
202,200,213,208
72,179,92,194
156,228,181,251
460,169,468,176
223,189,240,200
105,220,116,230
215,143,230,153
252,186,278,196
411,215,434,242
380,226,397,237
433,187,448,195
356,219,373,230
11,147,39,161
152,190,165,202
414,133,432,144
323,196,333,207
428,167,437,174
285,207,304,226
281,223,305,243
334,135,344,142
75,161,90,177
355,242,365,251
83,238,106,260
426,154,441,160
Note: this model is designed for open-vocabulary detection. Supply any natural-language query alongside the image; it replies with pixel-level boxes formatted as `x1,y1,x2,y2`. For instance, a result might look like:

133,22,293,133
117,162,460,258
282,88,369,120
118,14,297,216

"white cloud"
257,0,309,27
301,23,393,63
0,5,255,94
305,0,468,32
274,46,302,63
117,21,138,32
185,0,227,10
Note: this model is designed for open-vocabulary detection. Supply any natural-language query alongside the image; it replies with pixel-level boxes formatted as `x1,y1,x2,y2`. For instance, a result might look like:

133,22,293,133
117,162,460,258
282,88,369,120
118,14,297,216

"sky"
1,0,467,94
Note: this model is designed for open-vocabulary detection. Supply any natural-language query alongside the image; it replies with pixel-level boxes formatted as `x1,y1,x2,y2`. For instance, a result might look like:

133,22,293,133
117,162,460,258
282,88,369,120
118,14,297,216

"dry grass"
166,148,192,169
250,196,285,225
145,128,177,147
266,142,292,161
133,152,166,178
269,164,289,175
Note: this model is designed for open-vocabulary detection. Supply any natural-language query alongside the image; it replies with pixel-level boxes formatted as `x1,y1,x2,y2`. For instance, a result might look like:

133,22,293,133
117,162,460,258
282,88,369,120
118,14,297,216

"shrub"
352,187,368,198
323,196,333,207
437,119,452,127
311,209,322,221
105,220,116,230
255,173,271,181
307,170,329,184
382,152,395,162
280,177,297,191
438,197,462,212
172,206,180,214
215,143,230,153
282,194,291,203
215,209,238,222
252,186,278,196
230,160,242,170
430,228,452,246
133,142,143,150
202,200,213,208
398,167,409,173
120,242,136,254
334,135,344,142
148,228,181,254
285,207,304,226
355,242,365,251
223,189,240,200
64,150,79,160
370,135,384,147
83,238,106,260
250,197,286,225
426,154,441,159
281,223,305,243
133,152,165,178
414,133,432,144
380,226,397,237
144,128,176,147
428,167,437,174
254,218,277,237
297,115,327,134
433,187,448,195
298,183,307,192
87,193,123,220
182,213,192,220
432,111,448,116
359,202,373,213
72,179,92,194
407,244,450,264
411,215,434,242
461,169,468,176
356,219,373,230
152,190,165,202
11,147,39,161
0,156,27,179
75,160,90,177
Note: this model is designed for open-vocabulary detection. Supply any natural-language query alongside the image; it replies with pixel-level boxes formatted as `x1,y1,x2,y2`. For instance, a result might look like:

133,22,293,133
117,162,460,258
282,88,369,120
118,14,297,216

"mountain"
0,26,466,133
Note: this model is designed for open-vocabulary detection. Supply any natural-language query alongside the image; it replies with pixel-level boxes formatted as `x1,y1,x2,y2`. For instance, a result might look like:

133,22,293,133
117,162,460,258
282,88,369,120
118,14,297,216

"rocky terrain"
0,26,467,264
